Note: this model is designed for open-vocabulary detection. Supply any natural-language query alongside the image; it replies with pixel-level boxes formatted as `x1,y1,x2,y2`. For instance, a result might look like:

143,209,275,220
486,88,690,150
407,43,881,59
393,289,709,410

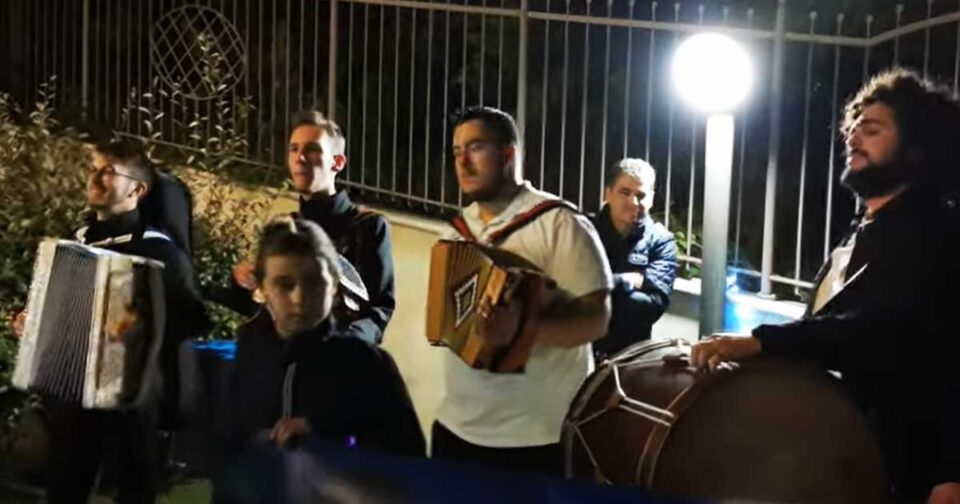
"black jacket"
224,313,424,460
208,190,396,346
752,188,960,497
77,209,208,419
589,207,677,358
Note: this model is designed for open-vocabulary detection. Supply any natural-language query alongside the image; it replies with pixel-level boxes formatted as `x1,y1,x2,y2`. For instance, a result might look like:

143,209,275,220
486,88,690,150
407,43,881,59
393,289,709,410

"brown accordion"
426,240,550,373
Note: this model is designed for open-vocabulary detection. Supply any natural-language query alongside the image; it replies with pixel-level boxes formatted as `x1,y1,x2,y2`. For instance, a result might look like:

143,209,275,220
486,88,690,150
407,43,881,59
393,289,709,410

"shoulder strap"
486,199,579,246
449,215,479,242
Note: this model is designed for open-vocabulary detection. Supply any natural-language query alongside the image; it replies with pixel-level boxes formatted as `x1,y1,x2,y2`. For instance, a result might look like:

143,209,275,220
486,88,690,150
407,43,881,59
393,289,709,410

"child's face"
261,254,336,339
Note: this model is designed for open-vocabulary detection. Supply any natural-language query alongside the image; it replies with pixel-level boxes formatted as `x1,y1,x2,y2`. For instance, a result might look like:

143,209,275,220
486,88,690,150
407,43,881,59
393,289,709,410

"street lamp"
672,32,753,338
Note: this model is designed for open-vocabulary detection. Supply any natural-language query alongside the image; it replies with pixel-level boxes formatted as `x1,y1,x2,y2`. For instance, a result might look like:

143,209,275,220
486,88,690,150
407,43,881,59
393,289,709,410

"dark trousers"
430,422,563,477
44,397,160,504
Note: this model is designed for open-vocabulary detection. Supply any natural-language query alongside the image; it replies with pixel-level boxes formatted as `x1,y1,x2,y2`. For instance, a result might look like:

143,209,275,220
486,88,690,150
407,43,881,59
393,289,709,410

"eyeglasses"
89,164,143,182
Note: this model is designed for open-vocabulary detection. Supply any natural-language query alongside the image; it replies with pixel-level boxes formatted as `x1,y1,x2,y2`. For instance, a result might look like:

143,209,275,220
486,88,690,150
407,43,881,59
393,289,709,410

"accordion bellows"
13,239,166,410
426,240,550,373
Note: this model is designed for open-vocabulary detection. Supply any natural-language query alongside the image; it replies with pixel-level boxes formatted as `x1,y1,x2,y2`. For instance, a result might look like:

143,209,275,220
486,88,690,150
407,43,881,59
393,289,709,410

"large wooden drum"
563,339,886,503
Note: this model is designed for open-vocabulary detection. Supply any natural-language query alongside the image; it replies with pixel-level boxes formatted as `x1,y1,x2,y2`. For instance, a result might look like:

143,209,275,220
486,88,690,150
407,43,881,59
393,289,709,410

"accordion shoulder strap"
450,199,578,245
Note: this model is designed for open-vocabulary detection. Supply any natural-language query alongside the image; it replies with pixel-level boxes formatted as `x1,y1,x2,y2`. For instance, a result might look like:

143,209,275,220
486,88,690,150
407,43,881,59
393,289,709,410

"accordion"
426,240,550,372
13,239,166,410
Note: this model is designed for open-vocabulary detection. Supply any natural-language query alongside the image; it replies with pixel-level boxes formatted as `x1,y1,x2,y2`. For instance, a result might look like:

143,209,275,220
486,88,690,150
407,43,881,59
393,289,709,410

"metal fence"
2,0,960,298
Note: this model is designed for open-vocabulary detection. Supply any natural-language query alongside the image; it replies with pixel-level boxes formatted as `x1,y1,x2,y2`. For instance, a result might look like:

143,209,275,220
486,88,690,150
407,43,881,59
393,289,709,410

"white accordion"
13,239,166,409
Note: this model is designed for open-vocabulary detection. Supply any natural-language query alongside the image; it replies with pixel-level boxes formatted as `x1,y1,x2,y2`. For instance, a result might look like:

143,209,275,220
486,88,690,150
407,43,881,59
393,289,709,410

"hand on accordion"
104,304,138,342
475,282,524,349
270,417,312,448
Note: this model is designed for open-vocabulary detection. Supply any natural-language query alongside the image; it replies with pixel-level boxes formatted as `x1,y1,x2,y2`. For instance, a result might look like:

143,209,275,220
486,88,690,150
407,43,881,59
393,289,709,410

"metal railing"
2,0,959,298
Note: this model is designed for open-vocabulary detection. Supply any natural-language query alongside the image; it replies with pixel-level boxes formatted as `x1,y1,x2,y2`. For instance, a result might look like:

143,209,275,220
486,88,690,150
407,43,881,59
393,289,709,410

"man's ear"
132,181,149,200
501,145,515,165
331,154,347,173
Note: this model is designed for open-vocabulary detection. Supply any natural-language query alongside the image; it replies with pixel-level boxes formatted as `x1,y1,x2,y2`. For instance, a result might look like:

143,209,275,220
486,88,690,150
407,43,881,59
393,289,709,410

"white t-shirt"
435,182,613,448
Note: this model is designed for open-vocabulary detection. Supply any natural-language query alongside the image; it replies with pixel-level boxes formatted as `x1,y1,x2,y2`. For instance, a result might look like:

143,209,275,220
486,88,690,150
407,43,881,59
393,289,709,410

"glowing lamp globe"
672,33,753,114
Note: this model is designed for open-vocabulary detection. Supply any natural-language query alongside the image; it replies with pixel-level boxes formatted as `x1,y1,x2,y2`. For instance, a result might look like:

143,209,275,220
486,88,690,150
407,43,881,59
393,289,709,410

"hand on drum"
232,261,257,291
929,482,960,504
690,334,762,372
476,290,522,349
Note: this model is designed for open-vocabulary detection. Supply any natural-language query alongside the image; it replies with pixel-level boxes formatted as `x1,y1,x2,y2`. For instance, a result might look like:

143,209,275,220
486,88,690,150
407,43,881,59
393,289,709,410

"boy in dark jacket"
217,217,423,492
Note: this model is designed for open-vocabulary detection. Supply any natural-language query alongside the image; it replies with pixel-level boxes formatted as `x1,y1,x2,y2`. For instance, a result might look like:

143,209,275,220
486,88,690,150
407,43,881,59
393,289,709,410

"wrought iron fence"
2,0,959,298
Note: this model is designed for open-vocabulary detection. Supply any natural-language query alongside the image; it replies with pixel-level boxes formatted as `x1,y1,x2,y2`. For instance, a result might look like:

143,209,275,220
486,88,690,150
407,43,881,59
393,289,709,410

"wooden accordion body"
13,239,166,410
426,240,549,373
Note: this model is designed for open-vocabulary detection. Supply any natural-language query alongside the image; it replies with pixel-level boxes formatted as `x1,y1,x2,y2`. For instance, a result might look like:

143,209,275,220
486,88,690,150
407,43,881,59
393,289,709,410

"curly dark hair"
842,68,960,190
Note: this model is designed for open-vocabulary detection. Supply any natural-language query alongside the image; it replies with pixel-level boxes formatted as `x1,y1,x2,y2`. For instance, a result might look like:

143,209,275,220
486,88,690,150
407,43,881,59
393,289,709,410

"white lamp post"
672,32,753,338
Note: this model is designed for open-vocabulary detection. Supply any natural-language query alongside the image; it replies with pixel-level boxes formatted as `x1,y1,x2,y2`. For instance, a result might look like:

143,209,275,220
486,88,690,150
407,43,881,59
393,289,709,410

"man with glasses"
13,138,207,503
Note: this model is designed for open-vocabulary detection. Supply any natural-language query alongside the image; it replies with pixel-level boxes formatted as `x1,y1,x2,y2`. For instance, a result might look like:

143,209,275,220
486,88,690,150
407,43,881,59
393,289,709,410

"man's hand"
271,417,311,448
690,334,762,372
9,310,26,340
929,482,960,504
105,305,138,342
232,262,257,291
619,272,645,291
475,290,522,349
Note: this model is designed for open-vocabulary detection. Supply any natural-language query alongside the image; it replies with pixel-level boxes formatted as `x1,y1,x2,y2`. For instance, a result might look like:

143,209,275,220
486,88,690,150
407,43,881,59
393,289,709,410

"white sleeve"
543,211,613,299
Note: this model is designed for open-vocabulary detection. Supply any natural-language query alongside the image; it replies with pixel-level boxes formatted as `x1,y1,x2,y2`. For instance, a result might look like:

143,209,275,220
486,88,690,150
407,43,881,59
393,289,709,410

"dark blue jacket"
589,207,677,359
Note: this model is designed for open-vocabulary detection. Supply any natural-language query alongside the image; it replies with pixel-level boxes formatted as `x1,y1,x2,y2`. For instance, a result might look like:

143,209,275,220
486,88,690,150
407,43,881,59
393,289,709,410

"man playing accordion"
430,107,613,476
13,139,207,503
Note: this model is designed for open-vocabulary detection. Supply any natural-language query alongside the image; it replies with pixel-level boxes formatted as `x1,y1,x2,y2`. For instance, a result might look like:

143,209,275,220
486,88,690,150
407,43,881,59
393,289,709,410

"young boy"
218,217,423,486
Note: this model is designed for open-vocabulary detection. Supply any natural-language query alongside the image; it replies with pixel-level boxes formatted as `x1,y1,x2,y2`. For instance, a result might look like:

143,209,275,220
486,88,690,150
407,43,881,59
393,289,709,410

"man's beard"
840,153,913,199
462,170,509,203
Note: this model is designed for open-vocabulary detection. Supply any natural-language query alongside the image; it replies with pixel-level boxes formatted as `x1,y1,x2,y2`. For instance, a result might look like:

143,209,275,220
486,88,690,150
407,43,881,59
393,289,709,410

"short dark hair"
290,109,346,155
254,216,341,287
93,138,155,192
604,158,656,190
842,68,960,188
453,106,521,149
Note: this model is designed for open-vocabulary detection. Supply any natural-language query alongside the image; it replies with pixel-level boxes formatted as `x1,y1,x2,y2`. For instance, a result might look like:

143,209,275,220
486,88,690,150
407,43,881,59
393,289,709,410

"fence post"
328,0,339,120
81,0,90,121
759,0,786,297
516,0,529,136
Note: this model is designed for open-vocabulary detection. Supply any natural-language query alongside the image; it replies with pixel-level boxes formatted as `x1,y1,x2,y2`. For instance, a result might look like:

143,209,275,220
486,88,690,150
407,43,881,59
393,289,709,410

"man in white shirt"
432,106,613,476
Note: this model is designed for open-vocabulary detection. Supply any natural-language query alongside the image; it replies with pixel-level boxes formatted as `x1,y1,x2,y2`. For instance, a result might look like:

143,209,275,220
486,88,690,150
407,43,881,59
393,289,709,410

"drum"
563,339,886,503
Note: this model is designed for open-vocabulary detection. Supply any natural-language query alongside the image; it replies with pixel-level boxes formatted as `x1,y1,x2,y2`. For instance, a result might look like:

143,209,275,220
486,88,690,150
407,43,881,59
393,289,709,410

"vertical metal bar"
759,0,787,297
346,1,354,180
824,13,845,261
685,5,704,263
577,0,592,209
599,0,613,205
924,0,933,78
622,0,636,158
362,2,370,186
408,8,416,197
539,0,551,190
644,1,657,160
480,0,486,104
328,0,339,119
314,1,320,110
460,0,469,208
425,8,435,203
955,0,960,96
664,2,679,232
559,0,571,200
81,0,90,121
893,4,903,65
516,0,530,136
377,5,385,190
393,6,400,195
126,0,133,133
256,0,265,155
442,1,452,204
137,0,144,135
298,0,305,111
794,11,816,290
271,0,279,163
284,0,291,158
862,14,873,81
498,0,504,108
734,8,754,267
115,0,121,124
